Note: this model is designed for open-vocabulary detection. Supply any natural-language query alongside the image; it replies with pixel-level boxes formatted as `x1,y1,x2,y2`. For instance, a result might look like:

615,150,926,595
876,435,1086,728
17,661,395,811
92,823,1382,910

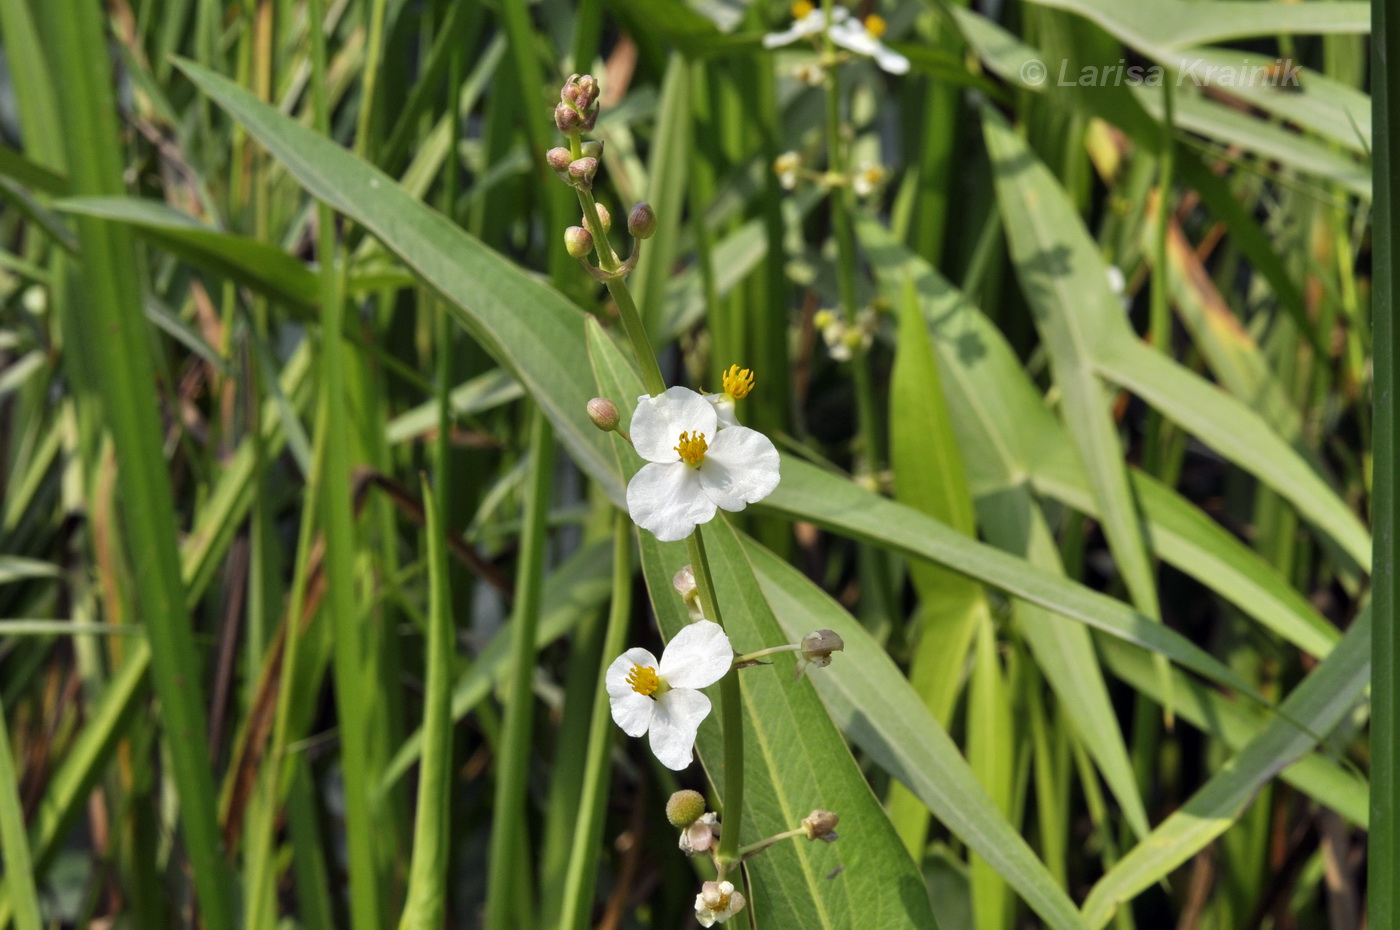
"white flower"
762,1,845,49
702,364,755,429
625,386,781,542
852,162,886,197
830,14,910,74
605,620,734,770
695,880,746,926
774,150,802,190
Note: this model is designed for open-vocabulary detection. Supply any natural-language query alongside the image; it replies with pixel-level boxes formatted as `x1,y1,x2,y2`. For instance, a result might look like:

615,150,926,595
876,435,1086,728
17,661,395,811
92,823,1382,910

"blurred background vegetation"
0,0,1381,927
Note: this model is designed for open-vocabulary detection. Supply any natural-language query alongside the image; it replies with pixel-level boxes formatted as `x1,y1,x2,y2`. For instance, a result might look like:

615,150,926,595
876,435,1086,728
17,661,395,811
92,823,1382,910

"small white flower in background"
792,61,825,85
762,0,840,50
774,150,802,190
605,620,734,770
852,162,887,197
695,880,746,927
703,364,755,428
625,386,781,542
830,12,910,74
815,308,871,362
679,812,720,856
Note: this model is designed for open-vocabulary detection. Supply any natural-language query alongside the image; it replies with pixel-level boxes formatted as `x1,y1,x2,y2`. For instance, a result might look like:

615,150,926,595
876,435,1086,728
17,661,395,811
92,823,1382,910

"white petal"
829,21,879,57
627,462,717,542
696,427,781,512
659,620,733,689
873,44,910,74
762,9,827,48
704,393,740,429
648,688,711,769
609,690,655,737
630,387,718,463
605,647,659,700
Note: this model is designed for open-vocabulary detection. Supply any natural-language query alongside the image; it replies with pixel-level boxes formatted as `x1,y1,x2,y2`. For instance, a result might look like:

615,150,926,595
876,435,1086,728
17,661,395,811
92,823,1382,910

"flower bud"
672,565,705,621
583,203,612,233
546,146,573,174
628,202,657,239
679,812,720,855
794,629,843,680
667,789,708,827
586,397,619,432
568,157,598,190
554,102,581,134
564,225,594,259
580,139,604,160
801,809,840,842
695,880,745,925
574,74,600,109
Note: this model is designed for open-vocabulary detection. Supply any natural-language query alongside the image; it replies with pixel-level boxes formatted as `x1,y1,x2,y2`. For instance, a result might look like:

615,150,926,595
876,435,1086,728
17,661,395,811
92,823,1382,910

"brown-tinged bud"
546,146,573,174
666,789,707,828
568,157,598,190
574,74,600,109
554,101,581,134
794,629,844,681
584,203,612,233
564,225,594,259
628,202,657,239
586,397,619,431
560,73,582,104
679,813,719,856
801,809,840,842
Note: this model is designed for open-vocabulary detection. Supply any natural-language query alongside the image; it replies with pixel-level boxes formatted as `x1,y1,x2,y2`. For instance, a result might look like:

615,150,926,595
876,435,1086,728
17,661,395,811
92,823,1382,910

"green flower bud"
546,146,573,174
580,139,604,160
564,225,594,259
584,203,612,234
586,397,619,431
666,789,707,828
628,202,657,240
568,156,598,190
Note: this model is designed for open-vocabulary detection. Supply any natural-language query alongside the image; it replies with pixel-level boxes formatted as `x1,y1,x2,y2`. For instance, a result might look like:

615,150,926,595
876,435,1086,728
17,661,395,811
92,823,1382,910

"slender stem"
733,644,801,666
558,514,633,930
485,407,554,930
605,277,667,396
738,827,806,860
687,529,744,872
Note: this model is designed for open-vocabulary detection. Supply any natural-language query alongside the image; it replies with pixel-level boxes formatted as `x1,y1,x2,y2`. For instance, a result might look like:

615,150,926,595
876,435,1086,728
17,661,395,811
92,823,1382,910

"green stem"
485,407,555,930
737,826,806,860
733,644,801,666
557,514,634,930
687,529,744,872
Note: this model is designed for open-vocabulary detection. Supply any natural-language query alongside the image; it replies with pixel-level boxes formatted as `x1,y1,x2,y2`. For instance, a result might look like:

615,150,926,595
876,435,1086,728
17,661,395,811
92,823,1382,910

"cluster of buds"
665,790,842,926
554,73,599,134
815,307,878,362
547,74,657,282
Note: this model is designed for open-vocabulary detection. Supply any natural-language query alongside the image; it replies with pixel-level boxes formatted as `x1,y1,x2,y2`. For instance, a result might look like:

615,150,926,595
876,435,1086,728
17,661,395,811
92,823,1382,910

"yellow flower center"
864,13,887,37
722,364,755,400
626,664,660,696
675,431,708,467
791,0,814,18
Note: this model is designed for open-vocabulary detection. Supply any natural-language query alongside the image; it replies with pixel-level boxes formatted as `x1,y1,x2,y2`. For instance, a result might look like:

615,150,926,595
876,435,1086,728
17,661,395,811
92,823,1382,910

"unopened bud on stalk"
546,146,573,174
801,809,840,842
628,202,657,239
794,629,844,680
672,565,705,621
666,789,707,828
554,102,581,134
581,139,604,160
586,397,619,432
568,157,598,190
584,203,612,233
565,225,594,259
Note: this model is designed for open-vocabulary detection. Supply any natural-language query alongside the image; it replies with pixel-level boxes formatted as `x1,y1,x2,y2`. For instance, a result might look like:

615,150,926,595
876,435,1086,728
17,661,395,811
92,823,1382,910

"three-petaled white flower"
694,880,747,926
763,2,910,76
625,386,780,542
605,620,734,770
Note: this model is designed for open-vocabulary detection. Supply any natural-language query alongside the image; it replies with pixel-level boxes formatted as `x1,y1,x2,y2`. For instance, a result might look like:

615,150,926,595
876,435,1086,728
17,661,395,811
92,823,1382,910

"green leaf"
1081,609,1372,928
741,539,1088,930
175,57,623,504
586,320,941,930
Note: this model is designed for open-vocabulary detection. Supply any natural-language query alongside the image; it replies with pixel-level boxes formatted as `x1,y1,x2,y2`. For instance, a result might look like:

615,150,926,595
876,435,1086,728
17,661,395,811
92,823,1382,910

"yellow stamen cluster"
864,13,887,37
675,431,708,467
722,365,755,400
791,0,815,18
627,664,660,696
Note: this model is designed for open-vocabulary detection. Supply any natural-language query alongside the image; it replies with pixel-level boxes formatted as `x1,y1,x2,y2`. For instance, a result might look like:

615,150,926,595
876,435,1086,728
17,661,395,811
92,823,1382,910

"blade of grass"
397,478,454,930
484,407,553,930
0,694,42,930
37,0,235,922
1371,0,1398,921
